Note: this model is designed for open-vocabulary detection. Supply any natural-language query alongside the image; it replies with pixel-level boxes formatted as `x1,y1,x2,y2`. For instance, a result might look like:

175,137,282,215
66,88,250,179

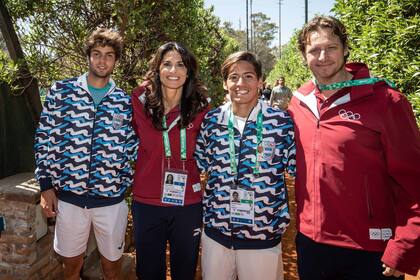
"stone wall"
0,173,137,279
0,173,63,279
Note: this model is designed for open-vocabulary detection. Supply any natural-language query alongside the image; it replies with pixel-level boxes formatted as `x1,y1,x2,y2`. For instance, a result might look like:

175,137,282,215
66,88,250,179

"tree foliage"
267,32,310,90
333,0,420,125
268,0,419,125
0,50,19,89
0,18,21,91
250,12,278,76
4,0,237,104
222,12,278,77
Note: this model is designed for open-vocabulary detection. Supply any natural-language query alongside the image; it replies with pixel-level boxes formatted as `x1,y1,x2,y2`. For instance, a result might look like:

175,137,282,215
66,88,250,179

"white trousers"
201,231,284,280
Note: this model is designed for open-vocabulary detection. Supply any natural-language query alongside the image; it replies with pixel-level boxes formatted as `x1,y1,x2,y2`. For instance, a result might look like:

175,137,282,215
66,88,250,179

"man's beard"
89,65,113,79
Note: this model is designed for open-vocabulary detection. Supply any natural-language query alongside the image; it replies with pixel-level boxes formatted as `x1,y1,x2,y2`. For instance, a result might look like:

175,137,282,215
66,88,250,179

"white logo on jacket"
338,109,361,120
369,228,392,241
112,113,124,129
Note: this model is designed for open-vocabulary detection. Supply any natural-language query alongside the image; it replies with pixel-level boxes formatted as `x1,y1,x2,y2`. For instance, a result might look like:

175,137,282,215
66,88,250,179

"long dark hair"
144,42,208,130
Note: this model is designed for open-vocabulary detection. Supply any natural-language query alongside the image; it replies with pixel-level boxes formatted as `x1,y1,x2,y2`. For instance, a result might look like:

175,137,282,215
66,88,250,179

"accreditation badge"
230,188,255,226
257,141,275,162
161,169,188,206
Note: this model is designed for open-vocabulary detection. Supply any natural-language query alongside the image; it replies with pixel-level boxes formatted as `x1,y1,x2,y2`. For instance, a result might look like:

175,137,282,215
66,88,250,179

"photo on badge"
229,188,255,226
161,169,188,206
231,190,240,203
165,173,174,185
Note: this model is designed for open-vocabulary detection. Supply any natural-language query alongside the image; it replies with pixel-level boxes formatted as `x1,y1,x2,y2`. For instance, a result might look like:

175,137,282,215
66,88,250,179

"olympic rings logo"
338,109,361,120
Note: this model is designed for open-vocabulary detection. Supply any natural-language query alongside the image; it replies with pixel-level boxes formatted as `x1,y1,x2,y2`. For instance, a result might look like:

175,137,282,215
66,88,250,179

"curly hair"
298,16,350,61
84,27,123,60
144,42,208,130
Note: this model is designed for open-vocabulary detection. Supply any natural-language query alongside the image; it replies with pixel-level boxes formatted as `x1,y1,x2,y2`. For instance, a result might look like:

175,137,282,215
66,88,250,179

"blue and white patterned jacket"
34,73,138,208
195,100,295,249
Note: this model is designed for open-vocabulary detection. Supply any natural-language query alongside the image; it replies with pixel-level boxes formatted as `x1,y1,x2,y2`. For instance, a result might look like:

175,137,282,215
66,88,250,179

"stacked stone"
0,173,63,279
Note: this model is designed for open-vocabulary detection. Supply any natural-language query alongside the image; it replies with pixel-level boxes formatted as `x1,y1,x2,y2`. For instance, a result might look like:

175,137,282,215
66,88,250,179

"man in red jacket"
288,15,420,280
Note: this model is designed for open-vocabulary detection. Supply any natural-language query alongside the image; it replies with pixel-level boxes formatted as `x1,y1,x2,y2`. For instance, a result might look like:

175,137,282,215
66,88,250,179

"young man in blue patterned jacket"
195,51,296,280
34,28,138,279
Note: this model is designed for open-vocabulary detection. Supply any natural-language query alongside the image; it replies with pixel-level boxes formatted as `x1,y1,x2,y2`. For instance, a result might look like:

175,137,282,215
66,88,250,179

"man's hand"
40,189,58,217
382,263,404,277
200,172,209,192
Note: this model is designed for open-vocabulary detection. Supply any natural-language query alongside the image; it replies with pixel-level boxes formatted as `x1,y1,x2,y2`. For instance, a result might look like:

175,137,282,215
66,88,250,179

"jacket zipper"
235,127,246,186
231,112,254,247
83,83,116,199
313,118,320,237
233,110,255,187
231,121,245,247
86,95,99,196
85,83,117,196
301,99,321,238
364,175,373,219
300,99,321,239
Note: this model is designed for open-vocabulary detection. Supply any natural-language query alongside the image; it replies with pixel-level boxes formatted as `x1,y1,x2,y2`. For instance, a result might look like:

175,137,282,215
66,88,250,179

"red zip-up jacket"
288,63,420,275
131,86,208,206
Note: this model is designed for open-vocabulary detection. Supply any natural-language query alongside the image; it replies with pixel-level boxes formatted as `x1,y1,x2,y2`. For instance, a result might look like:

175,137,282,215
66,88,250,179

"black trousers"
132,201,202,280
296,232,404,280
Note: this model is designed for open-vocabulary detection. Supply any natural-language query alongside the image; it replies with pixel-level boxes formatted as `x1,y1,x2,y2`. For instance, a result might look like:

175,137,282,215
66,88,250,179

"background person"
261,82,272,102
269,76,292,110
35,28,138,280
289,15,420,280
195,51,295,280
131,42,209,280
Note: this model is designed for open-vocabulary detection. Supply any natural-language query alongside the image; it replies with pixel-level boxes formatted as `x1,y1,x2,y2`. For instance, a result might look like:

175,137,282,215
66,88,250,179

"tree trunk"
0,2,41,178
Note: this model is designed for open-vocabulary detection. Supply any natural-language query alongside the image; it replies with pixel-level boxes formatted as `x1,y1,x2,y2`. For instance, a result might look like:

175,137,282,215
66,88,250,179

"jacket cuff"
382,240,419,276
39,177,54,192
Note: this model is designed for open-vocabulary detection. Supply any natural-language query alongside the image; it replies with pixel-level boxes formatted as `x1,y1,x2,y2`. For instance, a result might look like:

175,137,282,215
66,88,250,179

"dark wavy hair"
144,42,208,130
84,27,123,60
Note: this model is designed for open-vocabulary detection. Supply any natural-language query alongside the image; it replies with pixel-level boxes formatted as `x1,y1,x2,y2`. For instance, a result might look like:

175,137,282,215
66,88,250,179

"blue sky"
204,0,336,46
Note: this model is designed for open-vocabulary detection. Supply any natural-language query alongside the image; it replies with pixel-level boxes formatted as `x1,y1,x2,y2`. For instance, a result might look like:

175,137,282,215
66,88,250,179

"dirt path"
282,176,298,280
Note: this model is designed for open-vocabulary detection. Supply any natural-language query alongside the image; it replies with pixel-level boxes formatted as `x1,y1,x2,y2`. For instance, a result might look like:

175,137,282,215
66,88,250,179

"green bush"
267,32,310,91
269,1,419,126
333,0,420,126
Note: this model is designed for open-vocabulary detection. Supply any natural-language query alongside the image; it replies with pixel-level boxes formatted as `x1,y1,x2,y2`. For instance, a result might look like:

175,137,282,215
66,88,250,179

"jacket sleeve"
118,91,140,191
121,114,139,190
282,112,296,177
34,84,57,192
130,86,144,156
194,114,210,173
380,90,420,275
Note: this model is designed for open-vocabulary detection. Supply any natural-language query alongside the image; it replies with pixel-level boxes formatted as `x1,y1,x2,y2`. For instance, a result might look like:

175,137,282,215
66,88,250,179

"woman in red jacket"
131,42,209,280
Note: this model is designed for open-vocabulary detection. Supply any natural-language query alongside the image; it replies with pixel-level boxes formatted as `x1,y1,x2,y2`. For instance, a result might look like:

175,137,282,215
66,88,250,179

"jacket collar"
293,63,375,118
218,99,266,126
76,72,116,96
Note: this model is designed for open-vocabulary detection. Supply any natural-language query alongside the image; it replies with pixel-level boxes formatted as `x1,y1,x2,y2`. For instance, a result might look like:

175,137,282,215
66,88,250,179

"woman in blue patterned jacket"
195,51,296,280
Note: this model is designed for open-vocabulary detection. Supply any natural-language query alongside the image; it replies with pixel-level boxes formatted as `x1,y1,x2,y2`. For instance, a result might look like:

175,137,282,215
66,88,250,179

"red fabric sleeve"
380,89,420,275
